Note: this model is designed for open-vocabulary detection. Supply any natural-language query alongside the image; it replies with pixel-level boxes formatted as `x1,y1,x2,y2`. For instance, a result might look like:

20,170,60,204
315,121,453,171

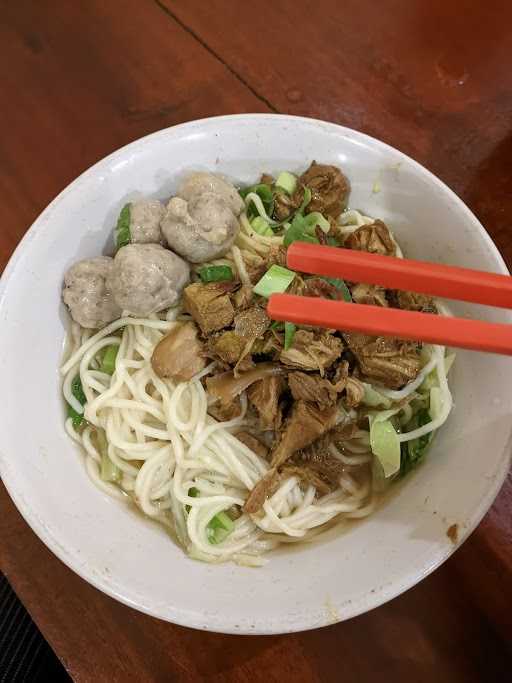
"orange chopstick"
265,243,512,355
268,295,512,355
287,242,512,308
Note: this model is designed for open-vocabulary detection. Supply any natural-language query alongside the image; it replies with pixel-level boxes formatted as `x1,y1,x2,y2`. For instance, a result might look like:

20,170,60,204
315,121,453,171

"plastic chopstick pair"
267,242,512,355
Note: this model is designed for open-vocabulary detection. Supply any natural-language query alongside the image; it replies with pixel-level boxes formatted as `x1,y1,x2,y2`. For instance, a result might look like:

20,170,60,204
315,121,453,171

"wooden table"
1,1,511,680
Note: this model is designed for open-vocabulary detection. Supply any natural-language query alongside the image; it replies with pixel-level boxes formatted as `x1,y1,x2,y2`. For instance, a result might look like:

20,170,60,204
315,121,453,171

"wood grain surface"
0,1,511,681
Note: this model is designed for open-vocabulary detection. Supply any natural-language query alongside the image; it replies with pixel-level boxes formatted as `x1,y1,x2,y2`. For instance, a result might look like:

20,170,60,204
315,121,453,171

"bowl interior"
0,115,510,634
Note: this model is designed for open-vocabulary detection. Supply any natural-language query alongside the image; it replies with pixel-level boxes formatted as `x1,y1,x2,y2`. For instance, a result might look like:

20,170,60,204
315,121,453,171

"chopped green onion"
361,383,392,408
207,511,235,544
67,375,86,428
67,404,84,429
250,216,274,236
370,418,401,478
115,203,131,250
283,217,319,247
326,236,339,247
270,321,284,331
186,486,200,513
199,265,234,283
275,171,297,195
101,345,119,375
284,322,296,351
303,211,330,234
71,375,86,405
322,277,352,302
253,265,295,298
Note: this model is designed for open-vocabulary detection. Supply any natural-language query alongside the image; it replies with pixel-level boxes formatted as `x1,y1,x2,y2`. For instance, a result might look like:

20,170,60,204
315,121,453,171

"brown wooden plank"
0,0,269,271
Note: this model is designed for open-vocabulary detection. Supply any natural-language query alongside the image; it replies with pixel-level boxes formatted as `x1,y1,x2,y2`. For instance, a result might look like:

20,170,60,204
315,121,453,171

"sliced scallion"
199,265,234,283
284,322,296,350
101,345,119,375
275,171,297,195
250,216,274,236
322,276,352,302
253,265,295,298
207,511,235,544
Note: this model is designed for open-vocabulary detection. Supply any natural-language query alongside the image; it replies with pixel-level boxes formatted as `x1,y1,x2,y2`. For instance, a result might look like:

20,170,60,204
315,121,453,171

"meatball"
108,244,190,317
177,172,244,215
161,193,240,263
129,199,164,244
63,256,121,329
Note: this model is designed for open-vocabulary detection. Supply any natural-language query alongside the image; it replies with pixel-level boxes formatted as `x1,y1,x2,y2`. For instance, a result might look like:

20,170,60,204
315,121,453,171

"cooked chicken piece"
208,397,242,422
233,284,253,311
344,220,396,256
280,330,342,376
183,282,235,335
270,401,338,468
243,467,280,514
265,244,288,269
332,360,365,408
344,332,421,389
234,305,269,339
210,331,248,366
235,431,269,459
299,161,350,217
288,372,340,408
350,283,388,307
206,364,284,406
247,375,286,430
280,465,331,496
63,256,121,329
108,244,189,317
151,322,205,382
129,199,164,244
391,290,436,312
303,277,340,300
273,187,304,221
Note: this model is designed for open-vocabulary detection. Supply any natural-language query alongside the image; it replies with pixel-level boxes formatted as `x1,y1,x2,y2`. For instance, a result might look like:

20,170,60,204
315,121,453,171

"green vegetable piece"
370,418,401,478
71,375,86,405
270,321,284,331
284,322,296,351
253,265,296,298
302,211,330,234
186,486,200,513
322,277,352,302
251,216,274,236
275,171,297,195
67,404,84,429
101,345,119,375
400,409,433,476
207,510,235,544
115,203,131,250
283,217,319,247
298,187,312,213
240,184,274,220
199,265,234,283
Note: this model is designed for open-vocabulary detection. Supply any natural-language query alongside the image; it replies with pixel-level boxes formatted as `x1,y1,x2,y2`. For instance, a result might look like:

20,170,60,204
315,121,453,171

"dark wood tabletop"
1,1,511,680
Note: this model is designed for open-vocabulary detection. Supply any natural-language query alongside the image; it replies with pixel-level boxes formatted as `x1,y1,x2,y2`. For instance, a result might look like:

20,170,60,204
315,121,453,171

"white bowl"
0,114,510,634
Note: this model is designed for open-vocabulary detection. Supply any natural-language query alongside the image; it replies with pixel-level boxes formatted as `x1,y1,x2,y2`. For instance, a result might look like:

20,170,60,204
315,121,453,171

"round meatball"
177,172,244,215
108,244,190,317
161,193,239,263
129,199,164,244
63,256,121,329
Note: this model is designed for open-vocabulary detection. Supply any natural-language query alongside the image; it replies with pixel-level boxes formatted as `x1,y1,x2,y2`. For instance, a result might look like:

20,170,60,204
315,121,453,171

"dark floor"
0,574,70,682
